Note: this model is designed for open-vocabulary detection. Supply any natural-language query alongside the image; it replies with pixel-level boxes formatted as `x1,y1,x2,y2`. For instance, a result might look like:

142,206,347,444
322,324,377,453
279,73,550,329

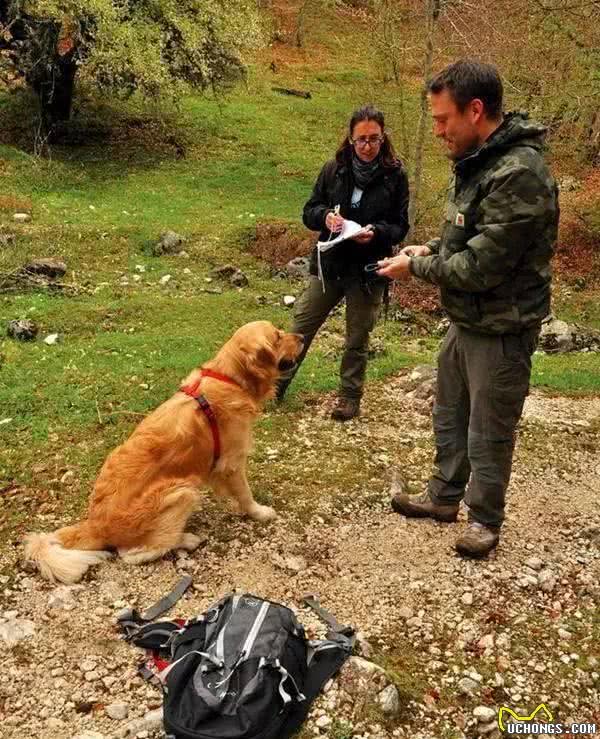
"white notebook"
317,219,369,252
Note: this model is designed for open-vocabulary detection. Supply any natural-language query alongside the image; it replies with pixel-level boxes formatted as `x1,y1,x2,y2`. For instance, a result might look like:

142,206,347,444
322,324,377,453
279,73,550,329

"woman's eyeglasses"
351,135,384,148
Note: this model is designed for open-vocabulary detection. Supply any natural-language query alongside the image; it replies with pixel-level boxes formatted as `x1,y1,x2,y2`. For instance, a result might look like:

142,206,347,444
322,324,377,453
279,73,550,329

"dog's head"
226,321,303,398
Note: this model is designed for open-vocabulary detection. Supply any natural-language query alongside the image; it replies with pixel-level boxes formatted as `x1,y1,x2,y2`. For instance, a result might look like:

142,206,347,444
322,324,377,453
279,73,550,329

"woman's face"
351,120,384,162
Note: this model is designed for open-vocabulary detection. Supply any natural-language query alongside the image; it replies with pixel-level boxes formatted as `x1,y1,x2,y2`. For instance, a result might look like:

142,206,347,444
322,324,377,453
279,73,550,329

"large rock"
284,256,310,280
211,264,238,279
230,269,249,287
539,316,600,353
338,656,387,699
152,230,184,256
22,258,67,280
0,232,16,247
7,319,38,341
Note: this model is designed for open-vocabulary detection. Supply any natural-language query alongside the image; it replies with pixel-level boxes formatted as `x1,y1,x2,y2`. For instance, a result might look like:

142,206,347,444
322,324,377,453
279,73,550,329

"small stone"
473,705,496,722
283,295,296,307
48,585,78,609
524,556,543,571
44,333,60,345
478,634,494,650
538,569,557,592
284,555,306,573
355,631,373,659
72,733,105,739
558,628,572,641
13,212,31,223
458,677,479,695
378,684,401,716
397,606,413,620
0,618,35,646
461,592,474,606
159,274,172,285
316,715,331,728
106,702,129,720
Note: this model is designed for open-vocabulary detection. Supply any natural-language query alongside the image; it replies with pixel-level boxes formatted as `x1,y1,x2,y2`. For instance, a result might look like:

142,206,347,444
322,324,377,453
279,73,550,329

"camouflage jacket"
410,112,559,334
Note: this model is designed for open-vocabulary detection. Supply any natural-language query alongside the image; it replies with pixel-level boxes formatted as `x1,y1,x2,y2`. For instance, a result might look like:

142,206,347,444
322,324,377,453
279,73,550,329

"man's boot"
331,396,360,421
391,491,459,523
455,521,499,558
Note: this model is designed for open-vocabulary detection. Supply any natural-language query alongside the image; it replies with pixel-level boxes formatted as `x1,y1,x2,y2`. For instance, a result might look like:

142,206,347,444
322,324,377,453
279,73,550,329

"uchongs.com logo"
498,704,597,735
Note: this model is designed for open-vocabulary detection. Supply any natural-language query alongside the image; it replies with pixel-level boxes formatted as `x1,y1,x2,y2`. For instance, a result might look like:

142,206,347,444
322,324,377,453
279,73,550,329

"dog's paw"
249,504,277,523
179,533,203,552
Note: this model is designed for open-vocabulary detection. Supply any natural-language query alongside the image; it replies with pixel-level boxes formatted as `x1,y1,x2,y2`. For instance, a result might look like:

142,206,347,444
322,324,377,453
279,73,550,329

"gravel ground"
0,376,598,739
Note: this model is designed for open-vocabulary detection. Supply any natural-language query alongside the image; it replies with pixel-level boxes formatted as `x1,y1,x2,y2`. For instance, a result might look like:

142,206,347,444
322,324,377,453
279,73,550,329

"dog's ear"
254,344,276,368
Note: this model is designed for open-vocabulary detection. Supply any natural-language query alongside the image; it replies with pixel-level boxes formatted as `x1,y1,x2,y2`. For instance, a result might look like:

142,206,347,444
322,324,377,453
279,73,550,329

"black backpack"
119,582,354,739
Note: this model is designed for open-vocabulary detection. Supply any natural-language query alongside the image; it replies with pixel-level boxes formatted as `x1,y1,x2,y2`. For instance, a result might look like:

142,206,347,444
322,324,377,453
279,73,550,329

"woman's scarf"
351,152,383,190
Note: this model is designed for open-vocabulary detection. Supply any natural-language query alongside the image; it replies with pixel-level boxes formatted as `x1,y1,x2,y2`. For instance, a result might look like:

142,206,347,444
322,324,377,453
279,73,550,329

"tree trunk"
407,0,441,241
34,56,77,128
587,109,600,165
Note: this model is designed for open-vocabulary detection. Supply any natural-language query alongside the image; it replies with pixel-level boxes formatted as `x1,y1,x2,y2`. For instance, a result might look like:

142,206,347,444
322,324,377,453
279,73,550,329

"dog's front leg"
211,469,276,523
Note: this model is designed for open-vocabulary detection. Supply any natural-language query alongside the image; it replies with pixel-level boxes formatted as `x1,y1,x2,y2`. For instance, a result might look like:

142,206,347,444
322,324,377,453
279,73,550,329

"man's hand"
351,226,374,244
377,254,412,280
400,244,432,257
325,211,344,233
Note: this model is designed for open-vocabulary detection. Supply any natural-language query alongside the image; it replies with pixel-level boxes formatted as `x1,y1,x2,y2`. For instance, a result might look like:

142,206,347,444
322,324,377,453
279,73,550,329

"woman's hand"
351,226,375,244
325,211,344,233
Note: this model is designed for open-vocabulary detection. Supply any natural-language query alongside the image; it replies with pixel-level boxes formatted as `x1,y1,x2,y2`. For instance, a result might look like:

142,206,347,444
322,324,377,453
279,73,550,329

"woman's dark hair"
428,59,503,120
335,104,399,168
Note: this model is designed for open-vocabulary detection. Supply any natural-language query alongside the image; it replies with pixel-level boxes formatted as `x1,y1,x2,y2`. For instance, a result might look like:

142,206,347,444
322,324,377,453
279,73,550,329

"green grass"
532,351,600,394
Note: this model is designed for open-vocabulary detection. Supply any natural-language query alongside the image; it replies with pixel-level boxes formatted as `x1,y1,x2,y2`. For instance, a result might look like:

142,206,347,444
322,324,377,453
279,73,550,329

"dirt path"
1,378,598,739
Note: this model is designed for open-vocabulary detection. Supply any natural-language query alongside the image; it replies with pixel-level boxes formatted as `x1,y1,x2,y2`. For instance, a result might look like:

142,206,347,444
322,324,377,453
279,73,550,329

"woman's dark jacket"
302,152,410,280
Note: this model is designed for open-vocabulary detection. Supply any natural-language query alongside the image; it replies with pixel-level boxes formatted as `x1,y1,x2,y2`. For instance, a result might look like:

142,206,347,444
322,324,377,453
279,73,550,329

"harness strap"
180,368,242,468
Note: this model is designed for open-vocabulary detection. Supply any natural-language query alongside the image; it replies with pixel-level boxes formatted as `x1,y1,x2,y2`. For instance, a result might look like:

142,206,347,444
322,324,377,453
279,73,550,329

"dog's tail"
24,521,111,585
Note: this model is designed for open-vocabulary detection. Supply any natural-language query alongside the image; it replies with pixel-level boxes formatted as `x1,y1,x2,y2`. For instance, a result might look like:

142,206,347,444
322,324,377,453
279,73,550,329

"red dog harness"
180,369,242,468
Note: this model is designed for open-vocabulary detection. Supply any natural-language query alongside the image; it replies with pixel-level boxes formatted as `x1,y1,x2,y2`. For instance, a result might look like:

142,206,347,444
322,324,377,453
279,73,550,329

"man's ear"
471,98,485,124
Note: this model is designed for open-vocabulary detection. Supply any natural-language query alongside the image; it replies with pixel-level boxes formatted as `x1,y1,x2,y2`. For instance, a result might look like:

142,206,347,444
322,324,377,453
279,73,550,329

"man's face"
429,89,482,161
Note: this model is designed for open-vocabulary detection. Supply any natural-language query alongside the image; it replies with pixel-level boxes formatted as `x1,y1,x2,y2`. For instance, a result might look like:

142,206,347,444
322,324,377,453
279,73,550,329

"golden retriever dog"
24,321,303,584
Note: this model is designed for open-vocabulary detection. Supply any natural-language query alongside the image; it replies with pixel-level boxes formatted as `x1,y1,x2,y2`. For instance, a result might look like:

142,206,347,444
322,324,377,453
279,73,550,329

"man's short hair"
429,59,503,120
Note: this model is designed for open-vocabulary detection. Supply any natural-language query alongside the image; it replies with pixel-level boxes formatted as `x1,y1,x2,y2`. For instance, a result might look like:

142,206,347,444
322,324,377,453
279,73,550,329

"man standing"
378,60,559,558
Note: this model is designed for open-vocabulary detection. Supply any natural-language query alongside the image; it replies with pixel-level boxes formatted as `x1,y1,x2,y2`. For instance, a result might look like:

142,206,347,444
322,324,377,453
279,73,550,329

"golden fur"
24,321,303,584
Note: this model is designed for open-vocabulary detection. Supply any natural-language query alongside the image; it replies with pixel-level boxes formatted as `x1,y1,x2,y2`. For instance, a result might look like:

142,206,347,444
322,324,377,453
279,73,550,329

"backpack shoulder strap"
117,575,193,639
302,593,355,643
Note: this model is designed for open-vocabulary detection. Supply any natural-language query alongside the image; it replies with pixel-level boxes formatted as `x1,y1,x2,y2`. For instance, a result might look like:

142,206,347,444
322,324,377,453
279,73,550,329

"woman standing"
276,104,410,420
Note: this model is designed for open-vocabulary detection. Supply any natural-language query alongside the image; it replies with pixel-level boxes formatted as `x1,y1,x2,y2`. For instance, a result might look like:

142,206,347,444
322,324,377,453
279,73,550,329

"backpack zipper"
240,600,270,660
